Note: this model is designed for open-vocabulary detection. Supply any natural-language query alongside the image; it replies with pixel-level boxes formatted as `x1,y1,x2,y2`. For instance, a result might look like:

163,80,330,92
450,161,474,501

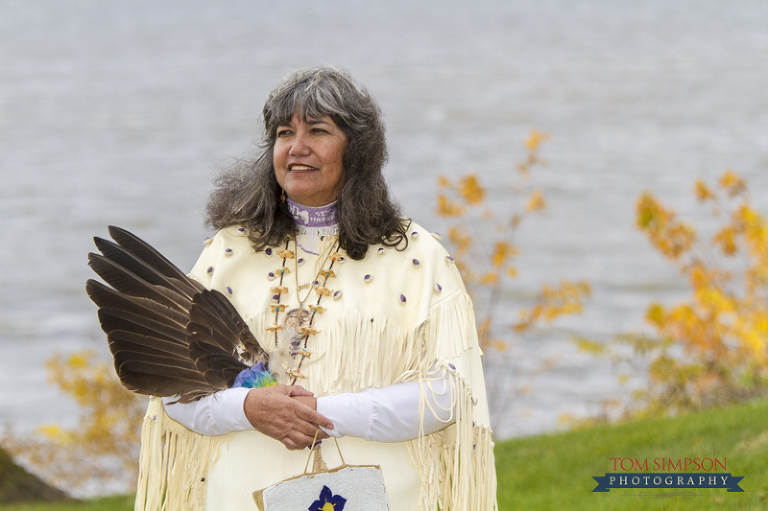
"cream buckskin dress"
134,221,497,511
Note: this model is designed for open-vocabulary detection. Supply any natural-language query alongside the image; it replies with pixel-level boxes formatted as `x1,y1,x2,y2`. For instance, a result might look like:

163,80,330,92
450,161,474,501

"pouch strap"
303,430,345,474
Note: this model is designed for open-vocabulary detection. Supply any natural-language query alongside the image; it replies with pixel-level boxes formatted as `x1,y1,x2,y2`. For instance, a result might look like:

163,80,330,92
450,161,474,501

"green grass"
3,494,134,510
497,398,768,510
6,399,768,510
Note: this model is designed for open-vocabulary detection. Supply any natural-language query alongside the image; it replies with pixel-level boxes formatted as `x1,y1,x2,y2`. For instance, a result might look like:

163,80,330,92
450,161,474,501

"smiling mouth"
289,164,317,171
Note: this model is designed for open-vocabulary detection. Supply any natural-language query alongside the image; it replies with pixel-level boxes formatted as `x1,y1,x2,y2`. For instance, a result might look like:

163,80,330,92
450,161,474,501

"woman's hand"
243,385,332,450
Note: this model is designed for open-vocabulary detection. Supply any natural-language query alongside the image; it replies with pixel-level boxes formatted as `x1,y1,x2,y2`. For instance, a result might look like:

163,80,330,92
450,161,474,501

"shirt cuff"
317,392,373,439
162,387,253,436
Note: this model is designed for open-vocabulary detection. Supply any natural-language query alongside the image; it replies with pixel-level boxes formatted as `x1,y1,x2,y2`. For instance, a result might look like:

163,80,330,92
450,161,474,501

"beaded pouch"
253,437,389,511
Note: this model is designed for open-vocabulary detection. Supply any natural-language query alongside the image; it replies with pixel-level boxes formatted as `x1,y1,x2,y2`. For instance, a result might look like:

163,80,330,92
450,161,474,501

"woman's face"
273,113,347,207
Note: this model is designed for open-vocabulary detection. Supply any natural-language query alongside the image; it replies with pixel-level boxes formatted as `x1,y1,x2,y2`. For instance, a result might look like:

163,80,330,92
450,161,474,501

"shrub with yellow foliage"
2,351,145,495
579,170,768,420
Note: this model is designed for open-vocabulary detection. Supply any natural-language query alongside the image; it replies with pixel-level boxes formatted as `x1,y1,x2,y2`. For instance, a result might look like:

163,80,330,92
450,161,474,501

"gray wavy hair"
206,66,408,260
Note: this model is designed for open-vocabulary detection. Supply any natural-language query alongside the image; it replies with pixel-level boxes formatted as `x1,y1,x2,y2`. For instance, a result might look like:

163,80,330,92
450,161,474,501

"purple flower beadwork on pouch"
309,485,346,511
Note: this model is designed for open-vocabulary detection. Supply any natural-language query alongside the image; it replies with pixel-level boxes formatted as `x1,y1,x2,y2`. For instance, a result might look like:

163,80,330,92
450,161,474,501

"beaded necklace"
266,201,342,384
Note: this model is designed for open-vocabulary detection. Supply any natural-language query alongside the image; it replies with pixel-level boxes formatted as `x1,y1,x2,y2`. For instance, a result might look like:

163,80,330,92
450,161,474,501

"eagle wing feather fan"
86,225,274,402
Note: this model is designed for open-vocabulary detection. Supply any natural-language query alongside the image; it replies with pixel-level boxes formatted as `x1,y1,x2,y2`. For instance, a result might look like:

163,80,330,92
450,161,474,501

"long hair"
206,66,408,260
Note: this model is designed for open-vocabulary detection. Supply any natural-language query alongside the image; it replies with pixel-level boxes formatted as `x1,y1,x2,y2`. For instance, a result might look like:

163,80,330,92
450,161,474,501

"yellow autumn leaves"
437,176,547,218
436,129,590,352
594,169,768,419
636,192,697,260
2,351,145,492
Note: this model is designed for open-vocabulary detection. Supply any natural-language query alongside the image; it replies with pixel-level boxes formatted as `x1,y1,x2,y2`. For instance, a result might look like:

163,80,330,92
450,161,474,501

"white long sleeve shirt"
162,375,455,441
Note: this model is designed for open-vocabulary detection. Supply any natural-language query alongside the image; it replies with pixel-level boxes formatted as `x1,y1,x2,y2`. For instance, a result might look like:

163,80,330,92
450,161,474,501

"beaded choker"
286,198,337,228
287,198,339,253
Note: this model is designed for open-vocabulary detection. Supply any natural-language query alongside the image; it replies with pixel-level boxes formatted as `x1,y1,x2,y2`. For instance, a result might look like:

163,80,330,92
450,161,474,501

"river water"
1,0,767,440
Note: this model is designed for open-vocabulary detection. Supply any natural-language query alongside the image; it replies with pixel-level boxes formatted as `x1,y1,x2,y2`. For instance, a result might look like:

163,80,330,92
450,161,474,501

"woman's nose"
289,134,311,156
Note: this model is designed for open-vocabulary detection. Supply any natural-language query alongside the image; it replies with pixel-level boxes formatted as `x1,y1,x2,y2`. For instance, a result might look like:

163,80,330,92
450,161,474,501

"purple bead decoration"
333,290,342,300
434,283,442,293
226,286,233,296
207,266,214,276
265,248,272,256
364,274,373,283
377,247,385,255
400,294,407,304
225,248,233,256
413,258,420,266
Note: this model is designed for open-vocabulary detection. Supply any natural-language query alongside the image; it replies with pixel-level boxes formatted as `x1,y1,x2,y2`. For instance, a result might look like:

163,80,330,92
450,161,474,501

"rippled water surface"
1,0,767,439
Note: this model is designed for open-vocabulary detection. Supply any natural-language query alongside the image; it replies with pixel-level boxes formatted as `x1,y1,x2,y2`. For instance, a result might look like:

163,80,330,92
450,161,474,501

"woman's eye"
276,129,292,137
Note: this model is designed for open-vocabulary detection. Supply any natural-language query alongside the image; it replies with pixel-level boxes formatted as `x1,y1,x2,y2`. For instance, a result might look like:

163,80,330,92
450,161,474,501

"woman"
135,66,497,510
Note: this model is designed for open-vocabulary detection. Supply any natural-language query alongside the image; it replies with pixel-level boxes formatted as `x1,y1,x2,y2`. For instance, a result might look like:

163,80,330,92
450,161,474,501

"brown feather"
114,360,212,403
88,253,190,312
188,289,269,366
93,235,202,299
107,225,194,285
187,340,248,388
87,279,188,329
100,311,189,358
